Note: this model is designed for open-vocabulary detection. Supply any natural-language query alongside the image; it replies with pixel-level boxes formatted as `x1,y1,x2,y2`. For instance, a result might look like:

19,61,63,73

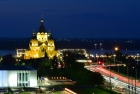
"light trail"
85,65,140,93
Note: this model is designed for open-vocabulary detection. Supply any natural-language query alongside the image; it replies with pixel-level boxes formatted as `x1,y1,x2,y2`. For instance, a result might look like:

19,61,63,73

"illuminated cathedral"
24,17,59,59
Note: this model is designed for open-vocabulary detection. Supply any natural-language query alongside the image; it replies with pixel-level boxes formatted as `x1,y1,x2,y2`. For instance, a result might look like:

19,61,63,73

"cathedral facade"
24,18,59,59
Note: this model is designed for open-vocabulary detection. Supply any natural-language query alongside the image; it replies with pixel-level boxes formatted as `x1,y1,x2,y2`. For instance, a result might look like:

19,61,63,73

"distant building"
15,49,26,58
58,49,87,55
0,66,37,87
24,17,59,59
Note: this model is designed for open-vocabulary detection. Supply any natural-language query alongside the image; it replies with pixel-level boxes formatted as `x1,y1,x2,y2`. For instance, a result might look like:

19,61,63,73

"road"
89,64,126,67
85,65,140,94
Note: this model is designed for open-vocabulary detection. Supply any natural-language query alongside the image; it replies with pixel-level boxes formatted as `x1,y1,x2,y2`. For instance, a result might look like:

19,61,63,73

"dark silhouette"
1,54,16,65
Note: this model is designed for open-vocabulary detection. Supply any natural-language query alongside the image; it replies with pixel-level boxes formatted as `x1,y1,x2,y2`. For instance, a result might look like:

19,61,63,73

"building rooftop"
0,66,36,70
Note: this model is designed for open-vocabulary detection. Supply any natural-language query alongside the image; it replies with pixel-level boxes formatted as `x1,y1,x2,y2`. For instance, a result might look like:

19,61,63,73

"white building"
0,66,37,87
15,49,26,57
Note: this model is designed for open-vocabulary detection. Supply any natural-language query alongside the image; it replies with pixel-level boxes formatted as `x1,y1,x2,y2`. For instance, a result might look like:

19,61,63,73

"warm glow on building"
24,17,59,59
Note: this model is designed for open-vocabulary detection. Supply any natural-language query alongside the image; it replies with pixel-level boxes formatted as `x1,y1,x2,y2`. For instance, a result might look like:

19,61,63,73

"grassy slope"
67,86,120,94
53,91,62,94
75,87,110,94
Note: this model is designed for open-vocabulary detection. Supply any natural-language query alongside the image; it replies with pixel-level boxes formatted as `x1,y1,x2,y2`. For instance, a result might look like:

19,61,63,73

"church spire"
40,15,44,24
42,15,43,19
38,15,46,32
48,30,53,40
32,29,36,39
32,29,35,35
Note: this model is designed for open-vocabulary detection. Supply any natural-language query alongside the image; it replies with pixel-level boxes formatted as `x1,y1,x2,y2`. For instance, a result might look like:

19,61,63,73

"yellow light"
24,18,60,60
65,88,77,94
41,20,43,22
115,47,118,51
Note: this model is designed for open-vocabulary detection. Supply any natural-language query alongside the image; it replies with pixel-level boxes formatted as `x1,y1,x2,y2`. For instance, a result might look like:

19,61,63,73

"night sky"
0,0,140,38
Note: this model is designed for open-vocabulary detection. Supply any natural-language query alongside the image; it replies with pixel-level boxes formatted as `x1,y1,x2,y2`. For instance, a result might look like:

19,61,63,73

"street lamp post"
135,67,137,94
101,48,104,61
127,65,130,94
114,47,119,72
109,61,112,90
131,67,134,94
96,54,99,64
118,62,119,73
100,43,102,49
126,48,127,55
100,43,102,55
94,44,97,58
113,55,116,65
126,56,130,94
135,53,139,94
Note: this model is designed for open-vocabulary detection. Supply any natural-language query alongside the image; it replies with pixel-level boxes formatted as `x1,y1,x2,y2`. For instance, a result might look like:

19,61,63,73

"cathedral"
24,17,59,59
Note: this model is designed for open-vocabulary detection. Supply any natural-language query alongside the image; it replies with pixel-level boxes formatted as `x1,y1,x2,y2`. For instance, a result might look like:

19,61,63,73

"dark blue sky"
0,0,140,38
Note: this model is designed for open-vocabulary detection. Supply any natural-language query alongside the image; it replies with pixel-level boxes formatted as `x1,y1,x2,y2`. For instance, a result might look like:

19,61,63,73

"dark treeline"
37,68,104,85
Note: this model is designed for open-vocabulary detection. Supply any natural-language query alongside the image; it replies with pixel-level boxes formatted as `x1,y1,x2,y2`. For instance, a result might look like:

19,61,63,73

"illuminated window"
17,71,30,87
23,73,24,81
19,73,21,81
26,73,28,81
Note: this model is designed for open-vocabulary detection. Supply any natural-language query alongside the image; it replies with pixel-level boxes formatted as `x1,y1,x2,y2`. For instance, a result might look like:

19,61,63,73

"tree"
1,54,16,66
21,62,26,66
38,60,51,69
64,68,104,85
52,56,58,68
104,52,111,57
104,52,112,63
63,51,76,68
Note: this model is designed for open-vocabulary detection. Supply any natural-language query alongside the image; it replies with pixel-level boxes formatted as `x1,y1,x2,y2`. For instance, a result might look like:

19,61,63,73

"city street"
85,65,140,94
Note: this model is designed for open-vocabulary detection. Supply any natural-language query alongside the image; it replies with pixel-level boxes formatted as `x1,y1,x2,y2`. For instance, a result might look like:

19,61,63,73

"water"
0,50,15,56
0,49,139,57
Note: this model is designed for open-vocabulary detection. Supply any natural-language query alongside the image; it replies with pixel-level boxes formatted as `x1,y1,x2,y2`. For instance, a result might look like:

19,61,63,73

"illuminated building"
24,17,59,59
0,66,37,87
15,49,26,58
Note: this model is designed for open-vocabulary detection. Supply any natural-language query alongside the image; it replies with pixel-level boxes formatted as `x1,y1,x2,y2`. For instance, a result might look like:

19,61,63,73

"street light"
94,44,97,58
100,43,102,49
100,43,102,55
131,66,134,94
109,61,112,90
127,63,130,94
118,62,120,73
113,55,116,65
96,54,99,64
114,47,119,72
134,53,139,94
135,66,137,94
101,48,104,62
126,48,127,55
136,53,139,65
127,56,131,94
114,47,118,63
115,47,118,51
